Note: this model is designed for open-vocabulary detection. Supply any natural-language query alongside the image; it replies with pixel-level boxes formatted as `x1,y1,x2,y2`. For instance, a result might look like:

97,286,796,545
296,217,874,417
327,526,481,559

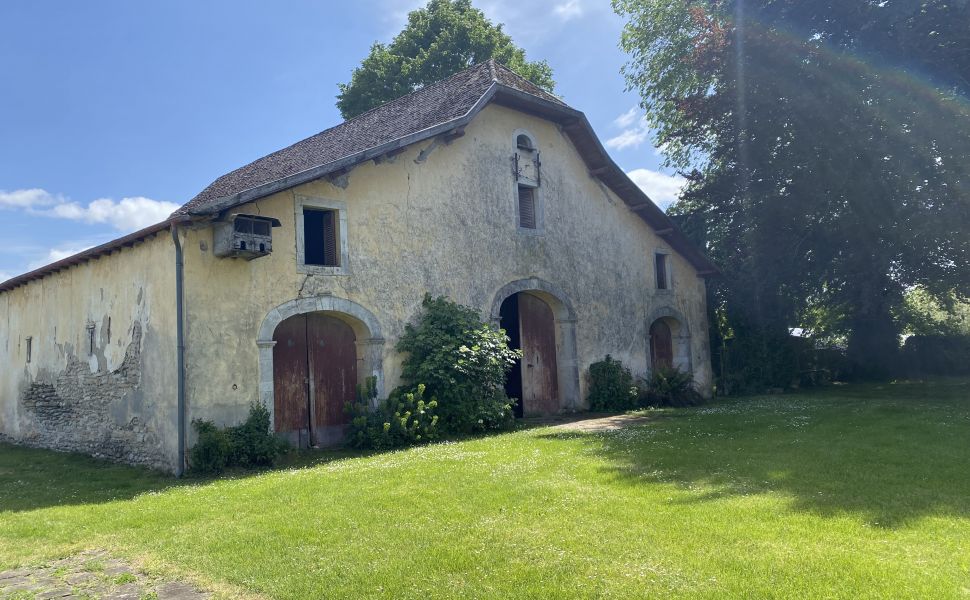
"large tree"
614,0,970,381
337,0,554,119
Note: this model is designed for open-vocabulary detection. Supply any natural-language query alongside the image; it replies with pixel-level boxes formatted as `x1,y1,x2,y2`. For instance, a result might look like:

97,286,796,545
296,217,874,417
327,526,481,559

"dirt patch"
523,412,655,433
0,549,208,599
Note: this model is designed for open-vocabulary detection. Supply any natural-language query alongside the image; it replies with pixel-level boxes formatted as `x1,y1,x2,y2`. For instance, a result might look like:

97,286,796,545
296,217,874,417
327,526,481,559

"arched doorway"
273,313,357,447
500,292,560,417
489,278,580,415
257,295,385,448
647,307,692,376
649,320,674,371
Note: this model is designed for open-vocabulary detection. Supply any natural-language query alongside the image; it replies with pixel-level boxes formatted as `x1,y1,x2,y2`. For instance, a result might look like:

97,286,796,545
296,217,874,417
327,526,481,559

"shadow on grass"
0,442,371,514
0,425,530,513
537,379,970,528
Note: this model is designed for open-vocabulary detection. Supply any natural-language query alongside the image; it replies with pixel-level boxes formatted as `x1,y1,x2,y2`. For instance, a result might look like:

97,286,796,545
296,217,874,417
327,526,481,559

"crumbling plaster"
0,234,179,471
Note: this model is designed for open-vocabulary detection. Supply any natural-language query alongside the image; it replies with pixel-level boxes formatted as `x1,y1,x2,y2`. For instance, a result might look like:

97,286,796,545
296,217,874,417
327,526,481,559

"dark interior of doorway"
499,294,524,418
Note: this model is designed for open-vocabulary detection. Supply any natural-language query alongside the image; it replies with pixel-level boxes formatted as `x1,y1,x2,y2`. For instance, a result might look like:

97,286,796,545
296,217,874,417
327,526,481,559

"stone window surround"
295,194,350,276
512,128,544,236
654,247,674,293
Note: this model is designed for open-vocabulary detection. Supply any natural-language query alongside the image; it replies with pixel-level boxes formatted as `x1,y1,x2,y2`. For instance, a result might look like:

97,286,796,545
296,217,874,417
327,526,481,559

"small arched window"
516,134,535,151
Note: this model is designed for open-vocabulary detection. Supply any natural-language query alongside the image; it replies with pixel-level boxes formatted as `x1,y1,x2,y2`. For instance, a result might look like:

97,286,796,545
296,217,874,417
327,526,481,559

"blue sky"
0,0,681,282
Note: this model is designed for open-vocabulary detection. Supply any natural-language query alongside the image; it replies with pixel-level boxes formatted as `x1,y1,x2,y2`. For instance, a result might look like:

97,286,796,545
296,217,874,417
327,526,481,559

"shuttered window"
518,185,537,229
304,208,340,267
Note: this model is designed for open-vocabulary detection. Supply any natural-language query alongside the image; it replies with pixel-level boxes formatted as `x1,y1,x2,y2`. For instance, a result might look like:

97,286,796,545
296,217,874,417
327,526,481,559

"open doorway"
499,292,560,417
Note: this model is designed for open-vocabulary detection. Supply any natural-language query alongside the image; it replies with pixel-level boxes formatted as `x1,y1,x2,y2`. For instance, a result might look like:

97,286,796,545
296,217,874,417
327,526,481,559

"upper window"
25,336,32,363
512,130,541,233
295,195,349,275
655,253,670,290
516,134,535,151
304,208,340,267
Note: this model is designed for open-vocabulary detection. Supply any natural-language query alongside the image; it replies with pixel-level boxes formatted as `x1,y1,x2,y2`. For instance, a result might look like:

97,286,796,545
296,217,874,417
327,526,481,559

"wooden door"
519,293,560,416
650,320,674,371
307,313,356,446
273,315,310,447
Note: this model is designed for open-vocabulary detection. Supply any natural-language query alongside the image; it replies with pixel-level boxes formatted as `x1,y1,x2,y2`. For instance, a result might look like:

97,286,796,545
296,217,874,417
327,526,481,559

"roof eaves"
0,216,193,294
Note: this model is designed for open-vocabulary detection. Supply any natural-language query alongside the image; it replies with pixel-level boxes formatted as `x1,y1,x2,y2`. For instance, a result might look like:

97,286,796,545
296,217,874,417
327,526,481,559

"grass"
1,380,969,598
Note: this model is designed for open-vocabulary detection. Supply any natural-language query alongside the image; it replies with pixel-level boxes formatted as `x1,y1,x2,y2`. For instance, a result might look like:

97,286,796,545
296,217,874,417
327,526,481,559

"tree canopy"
614,0,970,382
337,0,554,119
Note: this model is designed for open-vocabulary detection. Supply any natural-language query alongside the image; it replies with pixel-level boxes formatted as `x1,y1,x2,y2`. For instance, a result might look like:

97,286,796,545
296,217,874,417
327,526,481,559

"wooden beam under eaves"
442,127,465,143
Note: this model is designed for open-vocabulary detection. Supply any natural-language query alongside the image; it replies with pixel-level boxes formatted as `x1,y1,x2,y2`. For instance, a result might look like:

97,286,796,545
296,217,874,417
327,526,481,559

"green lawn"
2,380,969,599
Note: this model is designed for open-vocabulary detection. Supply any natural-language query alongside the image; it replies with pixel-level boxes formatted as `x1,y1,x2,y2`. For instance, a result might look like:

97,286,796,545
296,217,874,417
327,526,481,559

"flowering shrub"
396,294,519,434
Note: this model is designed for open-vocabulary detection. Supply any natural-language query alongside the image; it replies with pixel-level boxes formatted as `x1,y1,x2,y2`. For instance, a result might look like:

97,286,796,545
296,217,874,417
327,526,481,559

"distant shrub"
189,403,289,474
396,294,519,434
346,379,440,450
587,355,639,411
644,367,703,407
902,335,970,376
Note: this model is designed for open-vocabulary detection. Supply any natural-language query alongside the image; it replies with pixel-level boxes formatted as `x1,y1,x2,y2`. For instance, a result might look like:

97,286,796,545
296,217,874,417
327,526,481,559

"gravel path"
0,550,208,600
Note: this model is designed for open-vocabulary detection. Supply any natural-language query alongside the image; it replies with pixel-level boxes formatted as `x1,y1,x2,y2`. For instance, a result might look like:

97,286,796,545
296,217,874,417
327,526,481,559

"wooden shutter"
322,211,338,266
518,186,537,229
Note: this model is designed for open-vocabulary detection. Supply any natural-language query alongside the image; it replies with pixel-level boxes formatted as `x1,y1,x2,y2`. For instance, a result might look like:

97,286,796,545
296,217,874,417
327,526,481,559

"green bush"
189,403,289,474
188,419,230,474
587,355,639,411
396,294,519,434
345,380,440,450
644,367,703,407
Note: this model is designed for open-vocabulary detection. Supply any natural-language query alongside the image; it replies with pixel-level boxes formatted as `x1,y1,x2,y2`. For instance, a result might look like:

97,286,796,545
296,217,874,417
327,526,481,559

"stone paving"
0,550,209,600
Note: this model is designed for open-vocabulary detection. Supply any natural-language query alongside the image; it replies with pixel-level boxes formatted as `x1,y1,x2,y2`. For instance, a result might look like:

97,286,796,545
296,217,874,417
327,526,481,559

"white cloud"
0,188,63,209
45,196,179,231
0,188,178,232
26,245,97,271
607,108,652,151
606,127,650,150
626,168,687,210
0,270,12,283
613,106,639,129
553,0,583,20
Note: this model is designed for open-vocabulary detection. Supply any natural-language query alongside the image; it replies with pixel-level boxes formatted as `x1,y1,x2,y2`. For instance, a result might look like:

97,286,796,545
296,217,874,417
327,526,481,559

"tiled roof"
177,60,564,215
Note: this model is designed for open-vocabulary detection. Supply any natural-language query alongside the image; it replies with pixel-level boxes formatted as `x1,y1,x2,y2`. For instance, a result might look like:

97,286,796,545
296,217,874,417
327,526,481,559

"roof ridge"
486,58,498,81
338,61,492,124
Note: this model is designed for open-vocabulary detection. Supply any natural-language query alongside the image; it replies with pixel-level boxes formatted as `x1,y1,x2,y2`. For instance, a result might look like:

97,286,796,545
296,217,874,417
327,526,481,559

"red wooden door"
273,315,310,446
519,293,560,416
650,320,674,371
307,313,357,446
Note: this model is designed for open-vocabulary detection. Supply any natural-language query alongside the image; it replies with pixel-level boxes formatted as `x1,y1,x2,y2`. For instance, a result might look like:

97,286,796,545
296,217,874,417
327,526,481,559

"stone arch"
512,128,538,151
646,306,692,375
489,278,580,411
257,295,385,426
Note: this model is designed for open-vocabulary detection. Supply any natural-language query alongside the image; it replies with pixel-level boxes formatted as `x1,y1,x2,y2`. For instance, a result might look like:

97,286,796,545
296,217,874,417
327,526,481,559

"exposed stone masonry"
17,321,169,470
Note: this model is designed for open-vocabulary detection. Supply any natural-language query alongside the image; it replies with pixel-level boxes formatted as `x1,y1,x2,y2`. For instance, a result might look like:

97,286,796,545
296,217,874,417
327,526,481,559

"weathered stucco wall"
181,102,712,430
0,233,179,471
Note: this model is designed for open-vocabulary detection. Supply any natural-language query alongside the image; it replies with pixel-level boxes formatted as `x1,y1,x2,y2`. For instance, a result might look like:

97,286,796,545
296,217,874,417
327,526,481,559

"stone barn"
0,61,717,473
